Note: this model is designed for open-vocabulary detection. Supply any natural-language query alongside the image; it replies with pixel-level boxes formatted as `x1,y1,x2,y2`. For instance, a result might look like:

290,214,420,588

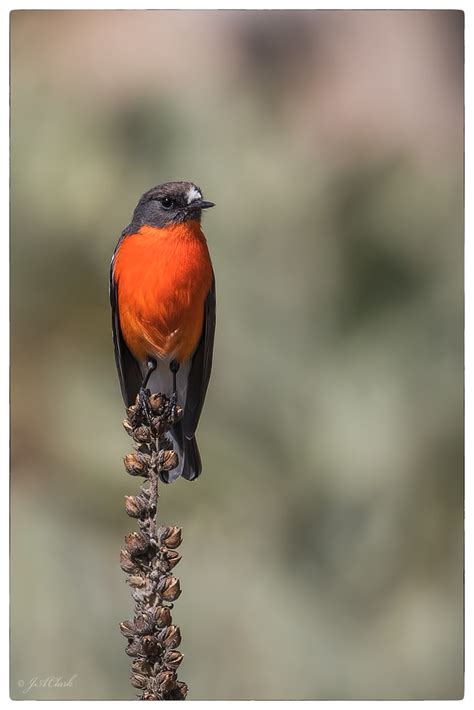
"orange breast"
113,220,213,364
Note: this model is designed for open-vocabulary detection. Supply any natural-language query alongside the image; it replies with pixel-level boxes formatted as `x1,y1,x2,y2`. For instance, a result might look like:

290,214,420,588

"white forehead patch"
186,186,202,204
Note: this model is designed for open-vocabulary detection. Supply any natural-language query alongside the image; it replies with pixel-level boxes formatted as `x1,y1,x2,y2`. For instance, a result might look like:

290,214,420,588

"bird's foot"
169,391,181,422
138,387,153,423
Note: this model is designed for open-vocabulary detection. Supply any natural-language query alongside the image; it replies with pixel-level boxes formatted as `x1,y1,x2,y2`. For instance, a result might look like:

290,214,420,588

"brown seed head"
119,619,135,638
125,638,142,657
142,691,158,700
151,418,168,436
159,547,182,570
133,425,153,443
122,419,134,436
120,549,138,574
124,531,150,556
159,451,178,471
159,526,182,549
158,670,177,694
176,681,188,698
124,495,141,518
157,625,181,649
126,402,139,419
163,649,184,670
123,453,146,476
128,574,147,588
134,613,154,635
157,576,181,601
150,605,172,628
148,393,164,413
159,450,178,472
141,634,160,655
130,673,148,689
131,659,151,675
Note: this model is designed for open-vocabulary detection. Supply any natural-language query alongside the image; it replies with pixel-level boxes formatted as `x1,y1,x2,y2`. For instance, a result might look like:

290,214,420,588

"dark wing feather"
110,248,142,407
183,275,216,439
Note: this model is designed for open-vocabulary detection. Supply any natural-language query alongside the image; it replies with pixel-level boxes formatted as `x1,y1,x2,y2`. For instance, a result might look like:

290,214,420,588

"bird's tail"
182,436,202,482
159,420,202,483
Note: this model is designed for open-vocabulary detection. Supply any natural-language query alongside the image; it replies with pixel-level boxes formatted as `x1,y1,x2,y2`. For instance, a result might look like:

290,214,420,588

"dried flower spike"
119,390,188,700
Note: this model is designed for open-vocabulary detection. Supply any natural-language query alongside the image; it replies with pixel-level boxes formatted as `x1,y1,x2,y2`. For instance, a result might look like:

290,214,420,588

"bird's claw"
170,391,178,419
138,387,153,423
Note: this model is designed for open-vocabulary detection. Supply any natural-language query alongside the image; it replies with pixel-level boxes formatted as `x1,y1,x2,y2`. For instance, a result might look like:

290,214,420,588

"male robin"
110,181,216,483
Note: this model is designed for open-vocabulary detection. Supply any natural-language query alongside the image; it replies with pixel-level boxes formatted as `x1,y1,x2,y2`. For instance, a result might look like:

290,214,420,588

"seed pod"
157,625,181,649
176,681,188,698
159,548,182,570
151,418,168,436
166,681,188,700
141,634,160,655
125,531,149,555
131,659,151,675
125,638,142,657
127,401,139,418
150,605,172,628
124,495,141,518
148,393,164,413
163,649,184,670
128,574,147,589
123,453,146,476
158,670,177,694
159,450,178,472
119,619,135,638
142,691,158,701
120,549,138,573
133,425,153,444
159,526,182,549
130,672,148,689
134,613,154,636
157,576,181,601
132,584,154,604
123,419,134,436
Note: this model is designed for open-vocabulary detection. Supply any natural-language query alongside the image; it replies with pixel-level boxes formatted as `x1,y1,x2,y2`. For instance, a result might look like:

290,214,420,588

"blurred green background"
10,9,463,700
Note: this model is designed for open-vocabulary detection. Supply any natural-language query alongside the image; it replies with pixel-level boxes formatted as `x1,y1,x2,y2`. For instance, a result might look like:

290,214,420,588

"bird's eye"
160,197,175,209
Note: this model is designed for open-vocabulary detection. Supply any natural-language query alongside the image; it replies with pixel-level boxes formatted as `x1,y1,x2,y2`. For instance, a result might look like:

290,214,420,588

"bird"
110,181,216,483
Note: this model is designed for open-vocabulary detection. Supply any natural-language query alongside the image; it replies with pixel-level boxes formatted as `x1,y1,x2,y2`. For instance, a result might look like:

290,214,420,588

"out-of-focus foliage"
10,10,463,700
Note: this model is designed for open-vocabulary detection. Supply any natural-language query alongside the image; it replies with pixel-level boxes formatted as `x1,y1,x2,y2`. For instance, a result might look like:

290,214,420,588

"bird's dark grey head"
126,181,215,232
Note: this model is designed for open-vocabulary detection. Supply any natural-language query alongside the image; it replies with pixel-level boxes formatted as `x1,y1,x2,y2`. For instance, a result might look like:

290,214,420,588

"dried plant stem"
119,391,188,700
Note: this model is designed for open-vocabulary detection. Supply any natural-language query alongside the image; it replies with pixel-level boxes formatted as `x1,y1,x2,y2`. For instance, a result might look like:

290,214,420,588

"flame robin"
110,181,216,482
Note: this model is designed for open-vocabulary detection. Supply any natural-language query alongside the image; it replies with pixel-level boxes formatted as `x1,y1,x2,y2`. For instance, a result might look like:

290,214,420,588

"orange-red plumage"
113,219,213,364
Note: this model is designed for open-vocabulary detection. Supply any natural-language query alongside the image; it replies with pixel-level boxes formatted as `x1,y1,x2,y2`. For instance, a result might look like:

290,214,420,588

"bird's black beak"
195,200,215,210
185,199,215,218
